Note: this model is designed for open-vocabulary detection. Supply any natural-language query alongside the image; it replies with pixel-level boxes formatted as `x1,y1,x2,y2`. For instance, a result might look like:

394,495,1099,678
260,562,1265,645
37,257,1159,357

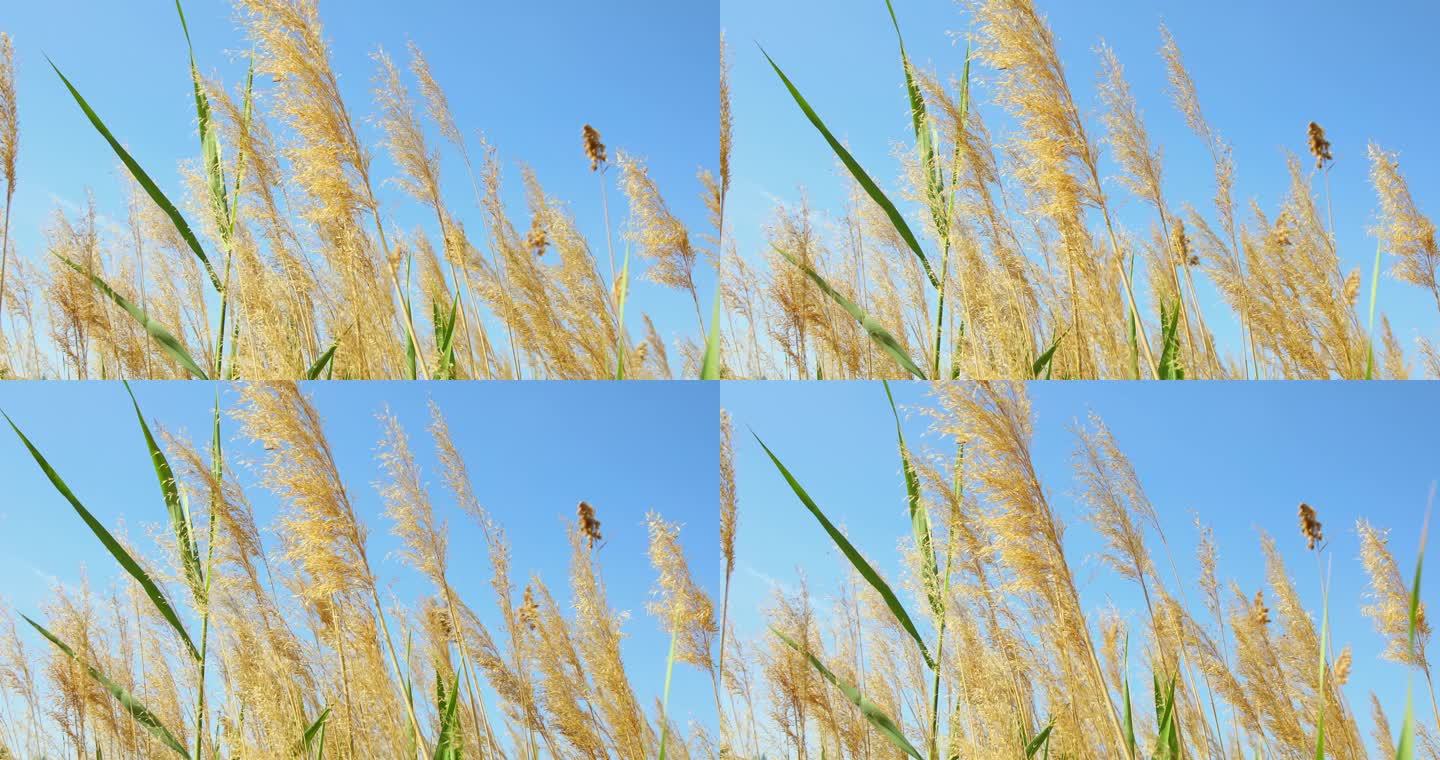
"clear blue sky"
723,380,1438,753
723,0,1440,363
0,380,720,745
2,0,717,357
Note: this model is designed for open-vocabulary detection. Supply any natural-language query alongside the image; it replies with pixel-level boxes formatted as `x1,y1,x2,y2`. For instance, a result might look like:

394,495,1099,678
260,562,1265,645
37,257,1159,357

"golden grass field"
718,0,1437,380
722,382,1434,758
0,384,721,758
0,1,722,380
0,0,1434,380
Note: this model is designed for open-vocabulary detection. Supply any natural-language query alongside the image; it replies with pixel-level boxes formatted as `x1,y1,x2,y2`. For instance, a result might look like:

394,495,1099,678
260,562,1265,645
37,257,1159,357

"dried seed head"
519,585,539,631
1307,121,1333,169
1274,212,1293,247
1253,590,1271,626
526,219,548,257
1171,219,1197,267
582,124,606,171
1335,645,1352,685
577,500,602,548
1343,268,1360,307
1298,502,1323,550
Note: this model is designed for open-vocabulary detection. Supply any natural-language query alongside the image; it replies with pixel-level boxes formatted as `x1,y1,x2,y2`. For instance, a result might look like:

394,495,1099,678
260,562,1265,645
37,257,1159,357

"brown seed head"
582,124,606,171
577,500,602,548
1298,502,1323,550
1253,590,1271,626
519,584,539,631
1171,219,1197,267
1307,121,1333,169
1335,645,1352,685
526,218,548,257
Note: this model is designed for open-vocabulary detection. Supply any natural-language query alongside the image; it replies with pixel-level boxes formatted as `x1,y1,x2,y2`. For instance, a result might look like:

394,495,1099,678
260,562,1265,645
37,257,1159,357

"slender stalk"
657,630,678,759
716,568,734,740
439,584,499,758
368,586,427,756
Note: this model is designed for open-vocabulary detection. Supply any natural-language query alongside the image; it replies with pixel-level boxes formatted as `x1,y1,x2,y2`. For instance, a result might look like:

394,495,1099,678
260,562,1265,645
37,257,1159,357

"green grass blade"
1365,241,1383,380
4,413,200,661
174,0,231,243
55,253,210,379
1032,331,1065,379
883,381,941,619
124,382,205,605
305,340,340,380
298,707,330,758
884,0,946,246
433,672,462,760
1122,635,1136,759
614,242,632,379
761,47,938,289
776,248,927,379
1024,722,1054,758
1153,673,1178,760
22,615,189,757
48,58,221,292
753,432,935,668
1315,564,1329,760
658,630,678,760
700,286,723,380
1397,501,1430,759
434,292,461,380
773,627,924,759
1157,299,1184,380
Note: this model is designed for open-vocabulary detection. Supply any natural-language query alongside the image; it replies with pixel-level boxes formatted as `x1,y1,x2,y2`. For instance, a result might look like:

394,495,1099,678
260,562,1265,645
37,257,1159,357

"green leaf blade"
4,413,200,661
23,615,189,757
773,627,924,759
754,432,935,669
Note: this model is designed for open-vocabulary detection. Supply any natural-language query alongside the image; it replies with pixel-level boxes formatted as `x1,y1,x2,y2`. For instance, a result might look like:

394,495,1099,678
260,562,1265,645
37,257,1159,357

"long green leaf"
55,254,210,379
433,671,462,760
174,0,231,244
305,340,340,380
1157,299,1185,380
23,615,189,757
433,292,461,380
1024,722,1054,758
1397,502,1430,759
885,0,945,246
700,286,723,380
49,58,220,291
773,627,924,759
1032,331,1065,379
296,707,329,758
776,248,927,379
754,433,935,668
124,382,205,606
614,242,633,380
1315,561,1330,760
658,631,678,760
4,413,200,661
762,47,938,288
883,381,941,619
1122,635,1137,759
1153,673,1179,760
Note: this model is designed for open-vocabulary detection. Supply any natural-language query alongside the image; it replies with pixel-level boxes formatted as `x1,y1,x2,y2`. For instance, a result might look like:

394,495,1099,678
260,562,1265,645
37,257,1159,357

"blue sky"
2,0,717,358
723,380,1438,753
723,0,1440,363
0,380,720,745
